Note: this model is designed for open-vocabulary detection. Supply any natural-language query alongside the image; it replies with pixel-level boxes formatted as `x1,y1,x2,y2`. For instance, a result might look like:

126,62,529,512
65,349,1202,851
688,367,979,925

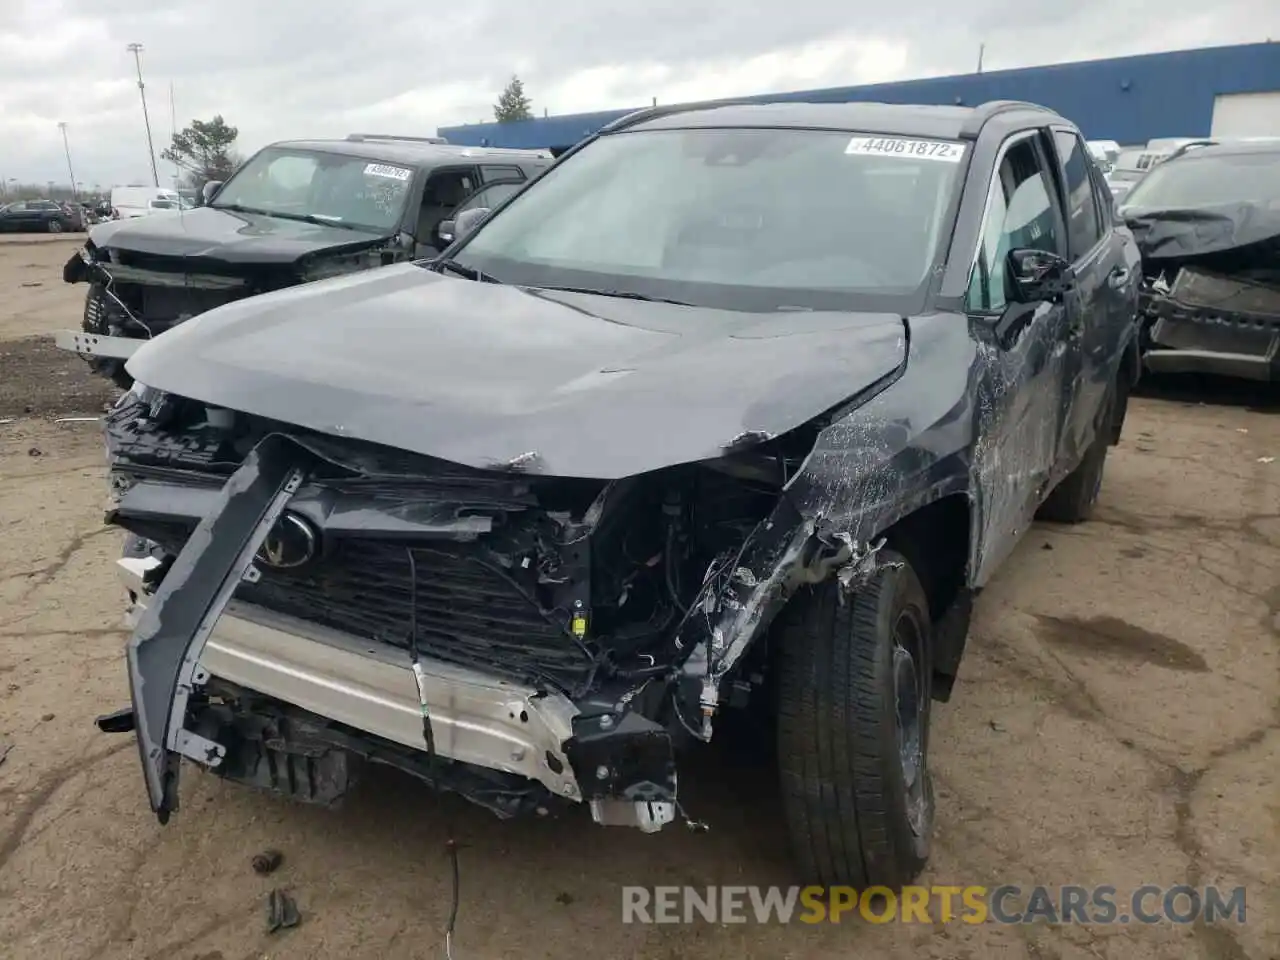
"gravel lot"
0,235,1276,960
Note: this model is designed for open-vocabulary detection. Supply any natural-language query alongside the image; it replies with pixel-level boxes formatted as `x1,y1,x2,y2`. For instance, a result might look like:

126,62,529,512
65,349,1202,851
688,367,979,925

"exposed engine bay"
104,386,846,828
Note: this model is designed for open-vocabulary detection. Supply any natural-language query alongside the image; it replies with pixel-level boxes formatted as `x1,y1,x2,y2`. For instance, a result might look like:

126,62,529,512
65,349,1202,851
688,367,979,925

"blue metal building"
439,42,1280,150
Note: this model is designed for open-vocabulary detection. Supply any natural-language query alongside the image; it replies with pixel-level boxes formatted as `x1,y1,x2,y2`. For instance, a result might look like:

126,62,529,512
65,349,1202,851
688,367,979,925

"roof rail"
600,97,771,134
346,133,449,144
1164,139,1217,160
960,100,1057,137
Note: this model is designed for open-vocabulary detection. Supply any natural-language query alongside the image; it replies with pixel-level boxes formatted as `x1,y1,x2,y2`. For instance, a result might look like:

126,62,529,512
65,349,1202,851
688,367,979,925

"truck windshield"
451,127,964,312
1121,150,1280,210
211,146,413,234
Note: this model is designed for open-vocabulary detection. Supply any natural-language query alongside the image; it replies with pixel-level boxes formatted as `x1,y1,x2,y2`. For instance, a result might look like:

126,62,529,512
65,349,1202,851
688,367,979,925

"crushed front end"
1131,206,1280,381
57,236,394,388
103,387,824,830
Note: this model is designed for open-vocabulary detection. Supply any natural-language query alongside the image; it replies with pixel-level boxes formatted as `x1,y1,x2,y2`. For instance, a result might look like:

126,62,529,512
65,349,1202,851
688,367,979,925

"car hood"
1124,201,1280,261
127,264,908,479
86,206,391,265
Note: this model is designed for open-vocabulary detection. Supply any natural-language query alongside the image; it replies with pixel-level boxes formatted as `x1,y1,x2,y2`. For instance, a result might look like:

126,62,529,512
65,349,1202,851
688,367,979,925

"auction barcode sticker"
364,163,412,180
845,137,966,162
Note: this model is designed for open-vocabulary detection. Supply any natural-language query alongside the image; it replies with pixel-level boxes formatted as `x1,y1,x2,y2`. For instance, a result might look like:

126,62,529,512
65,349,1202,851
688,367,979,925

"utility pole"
57,122,78,199
976,43,985,75
127,42,160,186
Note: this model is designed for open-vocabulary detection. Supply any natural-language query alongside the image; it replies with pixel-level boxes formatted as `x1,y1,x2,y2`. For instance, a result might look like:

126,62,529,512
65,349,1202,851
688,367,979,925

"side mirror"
1007,248,1072,304
200,180,223,206
455,207,490,239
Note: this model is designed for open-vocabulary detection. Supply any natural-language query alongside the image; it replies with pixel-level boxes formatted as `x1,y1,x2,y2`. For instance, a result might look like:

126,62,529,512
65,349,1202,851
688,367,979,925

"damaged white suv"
99,98,1139,888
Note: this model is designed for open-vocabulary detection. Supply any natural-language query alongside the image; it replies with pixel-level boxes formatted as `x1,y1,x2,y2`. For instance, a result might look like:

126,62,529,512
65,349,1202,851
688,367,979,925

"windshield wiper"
266,211,363,230
533,285,691,306
211,203,271,216
429,258,503,283
209,204,362,230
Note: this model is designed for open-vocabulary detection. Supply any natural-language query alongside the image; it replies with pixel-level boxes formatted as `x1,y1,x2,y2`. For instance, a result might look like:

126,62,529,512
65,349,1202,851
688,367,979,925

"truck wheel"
48,219,64,233
1037,377,1121,524
775,548,933,888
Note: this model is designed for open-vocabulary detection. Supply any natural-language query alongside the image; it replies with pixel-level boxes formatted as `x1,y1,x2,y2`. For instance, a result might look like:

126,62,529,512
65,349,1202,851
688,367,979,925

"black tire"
1037,377,1121,524
48,218,64,233
775,549,933,889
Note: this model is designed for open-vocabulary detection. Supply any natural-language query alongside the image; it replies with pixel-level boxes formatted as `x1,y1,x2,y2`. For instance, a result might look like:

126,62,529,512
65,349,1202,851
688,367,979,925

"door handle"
1108,266,1130,288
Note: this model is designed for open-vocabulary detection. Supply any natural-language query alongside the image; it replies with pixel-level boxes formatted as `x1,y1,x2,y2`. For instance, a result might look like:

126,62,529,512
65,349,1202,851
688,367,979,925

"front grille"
120,504,596,696
239,539,593,693
140,285,242,325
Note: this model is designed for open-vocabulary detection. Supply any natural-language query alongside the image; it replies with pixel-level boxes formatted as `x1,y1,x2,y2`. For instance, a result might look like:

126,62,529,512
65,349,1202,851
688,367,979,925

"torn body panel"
128,434,307,821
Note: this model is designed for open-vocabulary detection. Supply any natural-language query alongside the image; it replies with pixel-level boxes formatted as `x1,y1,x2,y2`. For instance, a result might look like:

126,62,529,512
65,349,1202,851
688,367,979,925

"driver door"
966,130,1079,584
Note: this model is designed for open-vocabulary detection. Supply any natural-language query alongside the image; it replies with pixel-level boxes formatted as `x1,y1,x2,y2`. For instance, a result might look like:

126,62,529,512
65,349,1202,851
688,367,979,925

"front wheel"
775,548,934,888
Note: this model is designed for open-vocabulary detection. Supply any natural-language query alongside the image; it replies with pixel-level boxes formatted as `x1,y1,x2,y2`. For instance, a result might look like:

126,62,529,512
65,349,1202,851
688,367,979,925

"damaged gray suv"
100,99,1140,888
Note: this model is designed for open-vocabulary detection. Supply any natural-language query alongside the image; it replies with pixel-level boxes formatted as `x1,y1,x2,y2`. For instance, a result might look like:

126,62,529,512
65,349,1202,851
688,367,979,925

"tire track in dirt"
0,740,134,873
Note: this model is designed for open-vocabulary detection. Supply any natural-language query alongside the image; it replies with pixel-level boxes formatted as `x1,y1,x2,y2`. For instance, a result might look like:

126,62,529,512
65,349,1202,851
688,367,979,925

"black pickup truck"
56,134,551,387
98,99,1139,889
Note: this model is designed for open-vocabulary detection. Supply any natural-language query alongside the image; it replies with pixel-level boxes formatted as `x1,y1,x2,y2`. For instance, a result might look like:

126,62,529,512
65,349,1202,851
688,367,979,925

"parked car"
1087,138,1121,172
55,135,553,388
110,186,184,219
1119,139,1280,381
97,99,1139,888
0,199,77,233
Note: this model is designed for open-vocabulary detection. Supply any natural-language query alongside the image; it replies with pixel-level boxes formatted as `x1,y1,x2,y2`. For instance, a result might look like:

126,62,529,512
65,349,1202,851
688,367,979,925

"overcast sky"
2,0,1277,189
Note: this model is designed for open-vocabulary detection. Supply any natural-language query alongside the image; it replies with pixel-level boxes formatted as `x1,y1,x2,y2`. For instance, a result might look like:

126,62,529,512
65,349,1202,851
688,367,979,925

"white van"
110,186,183,219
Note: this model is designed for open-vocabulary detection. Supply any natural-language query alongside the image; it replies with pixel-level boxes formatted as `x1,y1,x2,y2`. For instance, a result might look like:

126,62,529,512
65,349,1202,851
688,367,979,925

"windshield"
1122,151,1280,210
451,127,964,311
211,146,414,233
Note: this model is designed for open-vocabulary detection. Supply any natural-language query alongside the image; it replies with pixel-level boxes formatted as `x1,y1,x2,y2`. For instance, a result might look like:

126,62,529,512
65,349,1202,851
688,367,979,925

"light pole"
57,122,78,199
127,42,160,187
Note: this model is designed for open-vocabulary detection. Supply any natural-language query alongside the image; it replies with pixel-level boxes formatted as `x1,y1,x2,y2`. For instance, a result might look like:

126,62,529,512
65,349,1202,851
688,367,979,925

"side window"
457,180,522,217
1053,131,1103,257
966,137,1063,314
481,164,525,183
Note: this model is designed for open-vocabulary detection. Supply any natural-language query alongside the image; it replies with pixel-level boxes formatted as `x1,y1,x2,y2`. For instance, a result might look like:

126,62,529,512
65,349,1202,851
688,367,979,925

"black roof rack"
346,133,450,144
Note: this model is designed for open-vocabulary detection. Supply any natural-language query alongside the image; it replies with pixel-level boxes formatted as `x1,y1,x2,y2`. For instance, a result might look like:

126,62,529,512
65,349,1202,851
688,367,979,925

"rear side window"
482,164,526,183
1053,131,1103,257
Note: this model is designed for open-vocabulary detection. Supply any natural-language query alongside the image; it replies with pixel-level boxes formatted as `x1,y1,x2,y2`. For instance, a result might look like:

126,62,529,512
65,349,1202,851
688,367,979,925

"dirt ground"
0,236,1277,960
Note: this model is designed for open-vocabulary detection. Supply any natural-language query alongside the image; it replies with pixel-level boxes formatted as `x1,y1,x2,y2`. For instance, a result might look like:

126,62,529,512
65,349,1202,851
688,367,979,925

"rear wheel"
775,549,933,888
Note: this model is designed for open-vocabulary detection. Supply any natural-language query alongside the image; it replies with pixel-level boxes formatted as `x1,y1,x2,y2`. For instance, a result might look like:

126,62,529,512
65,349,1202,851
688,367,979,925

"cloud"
1,0,1276,188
